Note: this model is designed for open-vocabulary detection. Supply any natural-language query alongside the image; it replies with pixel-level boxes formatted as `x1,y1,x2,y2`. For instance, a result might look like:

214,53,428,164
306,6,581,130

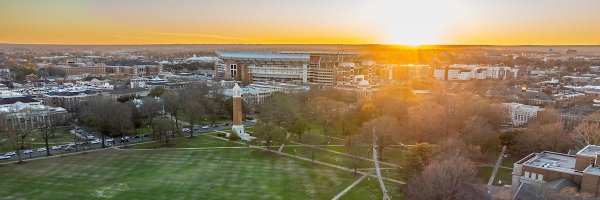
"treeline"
76,83,237,147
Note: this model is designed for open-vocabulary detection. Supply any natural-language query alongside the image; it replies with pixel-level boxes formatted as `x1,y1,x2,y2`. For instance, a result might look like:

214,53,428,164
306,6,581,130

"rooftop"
0,96,38,105
218,52,310,60
523,152,577,173
577,145,600,157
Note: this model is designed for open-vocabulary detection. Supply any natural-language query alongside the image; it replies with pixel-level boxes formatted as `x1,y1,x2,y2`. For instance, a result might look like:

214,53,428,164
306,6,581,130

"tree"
253,120,285,152
362,116,400,160
571,121,600,149
306,96,346,143
0,113,36,163
403,156,490,200
401,143,433,180
163,90,182,137
148,86,165,97
154,119,174,146
78,97,134,148
337,107,362,173
180,84,209,138
139,97,162,139
512,109,572,157
41,126,56,156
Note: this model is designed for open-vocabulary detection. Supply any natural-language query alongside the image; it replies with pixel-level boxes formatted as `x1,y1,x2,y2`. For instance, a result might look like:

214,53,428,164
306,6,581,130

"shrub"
229,131,241,141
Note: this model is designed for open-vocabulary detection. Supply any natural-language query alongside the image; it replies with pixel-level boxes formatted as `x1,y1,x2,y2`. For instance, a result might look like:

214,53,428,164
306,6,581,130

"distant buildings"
217,51,366,86
502,102,543,127
221,81,308,105
44,90,98,112
433,64,518,81
102,88,149,101
512,145,600,199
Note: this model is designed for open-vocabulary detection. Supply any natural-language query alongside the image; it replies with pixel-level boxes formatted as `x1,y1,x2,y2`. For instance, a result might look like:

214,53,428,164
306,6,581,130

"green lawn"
341,177,403,200
0,148,401,199
129,134,243,149
0,130,404,199
478,166,513,186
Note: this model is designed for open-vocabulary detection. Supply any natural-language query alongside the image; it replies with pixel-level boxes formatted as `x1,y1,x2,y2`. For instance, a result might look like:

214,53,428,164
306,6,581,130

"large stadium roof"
218,52,309,60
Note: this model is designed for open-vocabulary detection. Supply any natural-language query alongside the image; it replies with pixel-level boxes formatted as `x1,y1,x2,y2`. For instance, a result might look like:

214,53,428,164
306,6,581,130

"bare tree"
1,112,36,163
403,156,490,200
163,90,182,137
40,126,55,156
362,116,399,160
154,119,174,147
572,121,600,149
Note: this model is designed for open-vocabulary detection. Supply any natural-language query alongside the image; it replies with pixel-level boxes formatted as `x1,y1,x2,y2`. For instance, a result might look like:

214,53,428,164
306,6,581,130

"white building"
502,102,543,126
222,82,309,105
0,95,69,128
433,64,518,81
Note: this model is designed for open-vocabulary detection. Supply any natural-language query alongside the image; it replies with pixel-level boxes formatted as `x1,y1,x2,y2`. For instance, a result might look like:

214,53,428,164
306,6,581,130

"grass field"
477,166,513,186
0,132,404,199
129,134,242,149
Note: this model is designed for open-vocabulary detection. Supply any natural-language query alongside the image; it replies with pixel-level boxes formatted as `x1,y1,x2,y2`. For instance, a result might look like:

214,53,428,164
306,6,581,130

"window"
524,171,530,178
537,174,543,181
531,172,537,179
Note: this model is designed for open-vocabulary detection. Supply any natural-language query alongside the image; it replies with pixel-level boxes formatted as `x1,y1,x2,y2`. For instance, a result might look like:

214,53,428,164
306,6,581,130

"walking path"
211,130,405,184
332,173,368,200
290,141,401,168
278,132,292,152
488,145,508,186
372,137,391,200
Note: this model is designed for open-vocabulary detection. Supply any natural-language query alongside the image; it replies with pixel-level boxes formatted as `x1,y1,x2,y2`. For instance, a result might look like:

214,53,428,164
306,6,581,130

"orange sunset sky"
1,0,600,45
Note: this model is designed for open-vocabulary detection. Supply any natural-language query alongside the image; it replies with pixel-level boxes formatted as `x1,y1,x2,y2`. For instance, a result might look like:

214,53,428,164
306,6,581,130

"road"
0,121,256,162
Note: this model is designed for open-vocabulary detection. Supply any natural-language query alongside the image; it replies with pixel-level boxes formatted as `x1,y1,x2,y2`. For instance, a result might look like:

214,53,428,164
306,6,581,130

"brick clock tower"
231,83,252,140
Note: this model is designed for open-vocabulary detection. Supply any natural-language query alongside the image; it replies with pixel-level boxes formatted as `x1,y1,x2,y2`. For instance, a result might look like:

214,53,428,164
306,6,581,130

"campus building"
44,90,99,112
512,145,600,199
0,95,69,128
280,51,363,86
433,64,519,81
218,52,310,84
502,102,544,127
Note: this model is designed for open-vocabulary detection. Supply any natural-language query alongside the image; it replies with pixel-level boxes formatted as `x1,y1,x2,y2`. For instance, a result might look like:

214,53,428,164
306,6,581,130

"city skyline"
2,0,600,45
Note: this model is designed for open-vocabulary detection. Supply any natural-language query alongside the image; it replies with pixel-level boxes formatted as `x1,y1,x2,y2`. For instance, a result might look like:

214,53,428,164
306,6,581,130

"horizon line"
1,43,600,47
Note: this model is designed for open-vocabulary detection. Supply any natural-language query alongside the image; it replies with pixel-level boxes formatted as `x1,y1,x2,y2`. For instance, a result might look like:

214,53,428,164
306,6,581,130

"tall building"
231,83,252,140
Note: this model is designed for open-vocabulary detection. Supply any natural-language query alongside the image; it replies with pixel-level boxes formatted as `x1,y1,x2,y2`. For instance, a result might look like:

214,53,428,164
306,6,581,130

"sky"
1,0,600,45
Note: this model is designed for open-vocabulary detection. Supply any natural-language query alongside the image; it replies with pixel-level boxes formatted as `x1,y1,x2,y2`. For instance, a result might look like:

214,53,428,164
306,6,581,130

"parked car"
36,148,46,152
0,156,10,160
181,128,190,132
64,147,74,151
23,150,33,154
202,125,210,129
132,135,140,139
143,134,150,138
106,138,114,142
91,140,100,144
51,146,61,150
4,152,16,156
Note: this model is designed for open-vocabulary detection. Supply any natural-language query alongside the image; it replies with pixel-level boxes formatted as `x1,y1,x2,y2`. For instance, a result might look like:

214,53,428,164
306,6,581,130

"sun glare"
377,0,464,45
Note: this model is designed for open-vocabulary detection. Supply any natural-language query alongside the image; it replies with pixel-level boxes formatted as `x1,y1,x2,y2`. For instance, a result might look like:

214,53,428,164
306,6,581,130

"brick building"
512,145,600,198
